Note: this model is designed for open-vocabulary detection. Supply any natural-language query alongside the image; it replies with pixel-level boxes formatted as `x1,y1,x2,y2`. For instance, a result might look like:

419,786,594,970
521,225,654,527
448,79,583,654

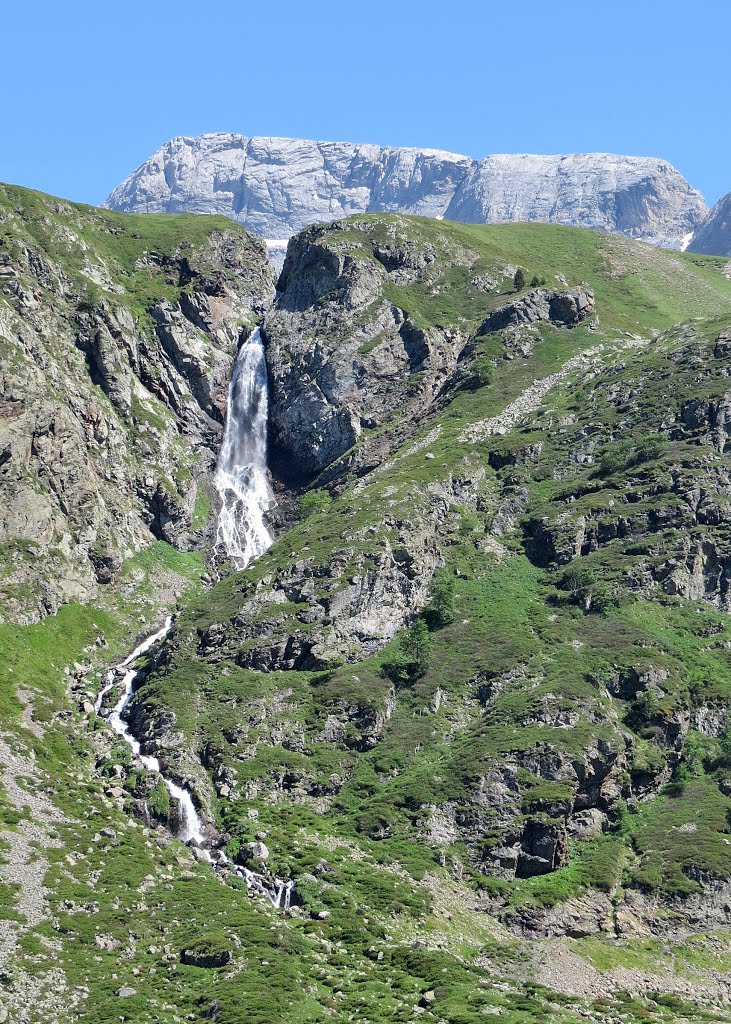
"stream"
95,325,292,909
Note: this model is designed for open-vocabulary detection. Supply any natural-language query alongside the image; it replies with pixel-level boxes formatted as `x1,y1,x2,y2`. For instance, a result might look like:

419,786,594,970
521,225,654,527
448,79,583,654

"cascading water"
94,325,295,908
213,328,273,568
96,620,293,906
97,617,205,845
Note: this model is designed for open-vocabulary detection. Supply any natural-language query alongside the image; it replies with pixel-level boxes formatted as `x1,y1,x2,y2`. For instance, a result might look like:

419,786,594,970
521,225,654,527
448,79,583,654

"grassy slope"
100,218,731,1018
0,182,253,313
4,212,731,1023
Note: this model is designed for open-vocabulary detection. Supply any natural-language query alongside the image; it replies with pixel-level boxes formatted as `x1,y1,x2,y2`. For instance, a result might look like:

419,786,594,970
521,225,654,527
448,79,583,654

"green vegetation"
398,619,432,680
297,488,333,519
425,569,456,628
0,182,255,320
5,209,731,1022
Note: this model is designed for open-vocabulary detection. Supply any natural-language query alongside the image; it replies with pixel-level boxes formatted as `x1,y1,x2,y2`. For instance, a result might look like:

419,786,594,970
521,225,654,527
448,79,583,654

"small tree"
425,570,455,629
471,355,494,388
633,687,660,727
720,725,731,765
399,620,432,679
682,731,706,777
558,563,596,608
666,761,691,797
611,799,632,835
513,267,526,292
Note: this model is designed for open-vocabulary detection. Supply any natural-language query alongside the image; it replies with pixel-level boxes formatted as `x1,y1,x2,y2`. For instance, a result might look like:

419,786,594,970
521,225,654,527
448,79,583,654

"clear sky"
3,0,730,208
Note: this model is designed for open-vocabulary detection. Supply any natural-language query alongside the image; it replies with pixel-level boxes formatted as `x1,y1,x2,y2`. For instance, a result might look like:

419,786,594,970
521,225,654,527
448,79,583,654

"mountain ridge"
104,132,708,249
688,190,731,255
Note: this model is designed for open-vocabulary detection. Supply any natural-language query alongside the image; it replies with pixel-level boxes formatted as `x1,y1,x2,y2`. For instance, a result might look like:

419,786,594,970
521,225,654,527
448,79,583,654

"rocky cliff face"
7,206,731,1024
105,133,707,249
265,218,472,480
136,216,731,939
0,184,274,623
688,190,731,255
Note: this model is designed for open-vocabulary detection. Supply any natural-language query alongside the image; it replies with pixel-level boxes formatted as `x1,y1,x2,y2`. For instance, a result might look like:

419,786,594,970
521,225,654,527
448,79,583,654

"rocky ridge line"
105,133,707,249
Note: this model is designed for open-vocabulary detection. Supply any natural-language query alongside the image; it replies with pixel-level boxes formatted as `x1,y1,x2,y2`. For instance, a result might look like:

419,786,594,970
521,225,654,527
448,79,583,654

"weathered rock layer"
105,133,707,248
0,184,274,623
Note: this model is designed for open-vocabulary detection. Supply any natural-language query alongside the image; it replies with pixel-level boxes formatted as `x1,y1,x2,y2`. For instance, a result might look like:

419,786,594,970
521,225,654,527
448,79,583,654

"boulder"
479,287,595,334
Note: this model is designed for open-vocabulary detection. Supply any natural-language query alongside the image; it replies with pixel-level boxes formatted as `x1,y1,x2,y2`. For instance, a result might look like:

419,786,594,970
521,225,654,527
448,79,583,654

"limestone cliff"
104,133,707,249
688,190,731,256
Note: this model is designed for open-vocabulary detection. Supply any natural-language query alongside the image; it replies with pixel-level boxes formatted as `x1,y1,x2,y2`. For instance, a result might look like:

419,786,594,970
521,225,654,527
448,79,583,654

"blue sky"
3,0,730,207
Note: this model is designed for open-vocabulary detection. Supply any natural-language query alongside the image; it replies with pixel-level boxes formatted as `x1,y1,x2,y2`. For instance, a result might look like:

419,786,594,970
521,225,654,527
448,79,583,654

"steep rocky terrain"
5,196,731,1024
688,190,731,256
104,133,707,248
0,185,274,623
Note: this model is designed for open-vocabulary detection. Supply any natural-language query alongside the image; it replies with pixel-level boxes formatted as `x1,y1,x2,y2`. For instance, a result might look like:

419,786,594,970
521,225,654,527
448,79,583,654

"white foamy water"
96,619,295,905
214,328,273,569
100,618,206,845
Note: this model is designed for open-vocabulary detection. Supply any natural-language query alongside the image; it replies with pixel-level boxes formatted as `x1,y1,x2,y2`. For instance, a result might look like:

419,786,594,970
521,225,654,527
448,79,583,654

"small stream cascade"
95,618,205,845
94,324,294,909
95,621,294,907
213,327,273,569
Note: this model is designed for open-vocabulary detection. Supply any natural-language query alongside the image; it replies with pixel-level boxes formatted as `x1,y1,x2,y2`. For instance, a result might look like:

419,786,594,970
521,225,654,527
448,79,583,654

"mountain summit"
688,190,731,255
105,133,707,248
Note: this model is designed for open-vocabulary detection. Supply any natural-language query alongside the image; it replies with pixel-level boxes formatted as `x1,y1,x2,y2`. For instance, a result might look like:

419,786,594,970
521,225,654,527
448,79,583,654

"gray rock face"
480,286,595,333
445,153,705,247
0,184,274,623
265,218,469,480
105,134,707,249
687,191,731,255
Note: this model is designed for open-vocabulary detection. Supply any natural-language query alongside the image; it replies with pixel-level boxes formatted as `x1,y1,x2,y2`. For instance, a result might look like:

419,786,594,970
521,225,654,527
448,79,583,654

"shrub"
425,570,455,628
632,688,660,727
399,620,432,680
470,356,494,387
355,805,398,839
558,563,596,608
599,441,634,476
665,761,691,797
589,582,616,614
611,799,633,835
682,731,706,777
598,434,668,477
297,489,332,519
513,267,526,291
719,725,731,765
633,434,667,464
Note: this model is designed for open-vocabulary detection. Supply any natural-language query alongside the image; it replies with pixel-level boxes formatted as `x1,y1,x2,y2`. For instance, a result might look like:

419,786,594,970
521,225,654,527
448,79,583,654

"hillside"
4,200,731,1023
0,183,273,622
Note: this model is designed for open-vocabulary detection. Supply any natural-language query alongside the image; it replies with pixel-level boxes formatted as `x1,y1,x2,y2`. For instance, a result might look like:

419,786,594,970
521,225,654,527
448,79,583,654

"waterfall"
92,328,298,907
214,328,273,568
96,622,295,906
100,618,206,845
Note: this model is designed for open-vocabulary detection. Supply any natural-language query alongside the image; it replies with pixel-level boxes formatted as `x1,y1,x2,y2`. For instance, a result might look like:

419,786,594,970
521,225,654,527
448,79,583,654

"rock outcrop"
687,191,731,255
479,286,595,333
105,134,707,249
264,218,470,480
0,184,274,623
